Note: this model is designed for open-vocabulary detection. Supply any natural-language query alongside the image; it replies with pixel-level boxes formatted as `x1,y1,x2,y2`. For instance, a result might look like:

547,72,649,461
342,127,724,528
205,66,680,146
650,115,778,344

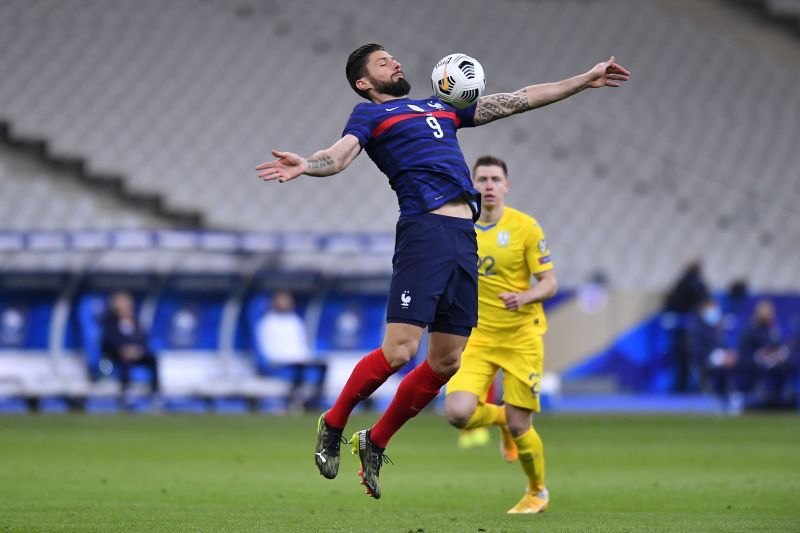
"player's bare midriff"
429,198,472,219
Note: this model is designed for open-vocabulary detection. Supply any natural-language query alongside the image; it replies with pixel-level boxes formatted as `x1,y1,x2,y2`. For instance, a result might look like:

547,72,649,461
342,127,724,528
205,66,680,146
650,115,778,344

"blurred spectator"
790,313,800,370
255,291,326,412
720,279,750,347
664,260,709,314
688,298,736,410
736,299,794,410
663,260,710,392
726,279,749,313
577,270,609,314
101,291,160,401
791,315,800,408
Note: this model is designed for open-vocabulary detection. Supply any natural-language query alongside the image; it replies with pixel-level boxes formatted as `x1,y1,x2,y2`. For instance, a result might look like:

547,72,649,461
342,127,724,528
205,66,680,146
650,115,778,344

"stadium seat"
315,292,387,353
146,273,239,397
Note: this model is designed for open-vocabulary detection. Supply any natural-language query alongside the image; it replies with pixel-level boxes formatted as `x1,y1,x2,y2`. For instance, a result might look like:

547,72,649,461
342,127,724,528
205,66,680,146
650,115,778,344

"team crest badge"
538,239,548,254
400,291,411,309
497,230,510,247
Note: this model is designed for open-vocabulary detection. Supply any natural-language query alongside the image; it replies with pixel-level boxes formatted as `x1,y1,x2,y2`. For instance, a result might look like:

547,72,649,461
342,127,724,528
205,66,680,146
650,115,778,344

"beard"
371,76,411,97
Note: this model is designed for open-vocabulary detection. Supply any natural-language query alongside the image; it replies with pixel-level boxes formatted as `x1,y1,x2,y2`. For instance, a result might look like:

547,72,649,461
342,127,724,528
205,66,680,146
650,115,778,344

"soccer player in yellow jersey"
445,155,558,514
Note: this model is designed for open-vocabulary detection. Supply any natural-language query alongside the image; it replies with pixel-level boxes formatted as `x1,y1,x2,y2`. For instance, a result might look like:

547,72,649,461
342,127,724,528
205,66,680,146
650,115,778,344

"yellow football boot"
507,488,549,514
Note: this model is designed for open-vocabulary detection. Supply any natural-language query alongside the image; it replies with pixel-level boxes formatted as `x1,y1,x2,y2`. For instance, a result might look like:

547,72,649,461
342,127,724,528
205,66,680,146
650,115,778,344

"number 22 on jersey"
478,255,496,276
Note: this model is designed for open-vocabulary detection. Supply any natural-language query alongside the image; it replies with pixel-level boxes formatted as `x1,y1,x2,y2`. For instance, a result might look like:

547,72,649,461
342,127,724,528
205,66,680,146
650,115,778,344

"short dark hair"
346,43,384,99
472,155,508,177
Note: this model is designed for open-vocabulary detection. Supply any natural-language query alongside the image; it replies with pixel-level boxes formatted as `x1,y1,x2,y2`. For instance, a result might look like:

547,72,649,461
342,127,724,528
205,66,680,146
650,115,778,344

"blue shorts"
386,212,478,337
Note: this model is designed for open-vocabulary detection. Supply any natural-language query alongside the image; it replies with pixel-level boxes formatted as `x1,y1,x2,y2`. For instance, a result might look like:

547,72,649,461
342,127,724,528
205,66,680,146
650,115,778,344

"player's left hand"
498,292,527,311
255,150,306,183
586,56,630,88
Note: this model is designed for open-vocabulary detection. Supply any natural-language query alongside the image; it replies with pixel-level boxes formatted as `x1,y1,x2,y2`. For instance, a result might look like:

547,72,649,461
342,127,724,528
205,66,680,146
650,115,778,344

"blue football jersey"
342,96,479,217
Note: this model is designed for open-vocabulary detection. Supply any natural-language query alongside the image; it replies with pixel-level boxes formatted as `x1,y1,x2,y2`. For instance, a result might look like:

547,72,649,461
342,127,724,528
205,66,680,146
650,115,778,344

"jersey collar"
474,206,507,231
474,221,497,232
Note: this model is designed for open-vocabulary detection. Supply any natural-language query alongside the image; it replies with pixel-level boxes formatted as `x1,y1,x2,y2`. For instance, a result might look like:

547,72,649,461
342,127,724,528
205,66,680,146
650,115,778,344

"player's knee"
506,410,534,436
444,400,473,429
382,338,419,369
428,353,460,378
507,419,531,437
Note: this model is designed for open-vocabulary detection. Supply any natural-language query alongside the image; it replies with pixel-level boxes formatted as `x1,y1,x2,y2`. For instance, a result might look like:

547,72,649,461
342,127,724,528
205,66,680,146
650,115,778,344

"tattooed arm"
473,56,630,126
256,134,362,183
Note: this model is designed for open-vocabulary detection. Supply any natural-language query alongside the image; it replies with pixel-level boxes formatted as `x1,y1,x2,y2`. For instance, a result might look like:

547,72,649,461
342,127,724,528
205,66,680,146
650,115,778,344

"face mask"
701,306,721,326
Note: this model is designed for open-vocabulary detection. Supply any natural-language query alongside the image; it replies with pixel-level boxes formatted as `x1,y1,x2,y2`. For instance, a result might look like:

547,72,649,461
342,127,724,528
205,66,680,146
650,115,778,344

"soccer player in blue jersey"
256,43,629,500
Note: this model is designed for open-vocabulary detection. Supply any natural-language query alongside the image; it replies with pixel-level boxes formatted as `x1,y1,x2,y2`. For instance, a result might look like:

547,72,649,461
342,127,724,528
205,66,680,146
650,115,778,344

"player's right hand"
255,150,306,183
498,292,526,311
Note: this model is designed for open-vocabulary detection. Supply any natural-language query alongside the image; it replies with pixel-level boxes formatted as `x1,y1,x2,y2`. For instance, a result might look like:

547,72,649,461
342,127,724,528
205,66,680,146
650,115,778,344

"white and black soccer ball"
431,53,486,109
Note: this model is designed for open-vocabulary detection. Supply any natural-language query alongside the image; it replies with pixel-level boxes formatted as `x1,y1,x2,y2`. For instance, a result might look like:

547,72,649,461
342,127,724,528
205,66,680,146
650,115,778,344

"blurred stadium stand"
729,0,800,31
0,0,798,412
0,0,798,288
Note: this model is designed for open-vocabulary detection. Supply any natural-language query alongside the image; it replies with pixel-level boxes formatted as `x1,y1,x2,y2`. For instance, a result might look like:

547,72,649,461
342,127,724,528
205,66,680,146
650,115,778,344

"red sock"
369,360,449,449
324,348,395,430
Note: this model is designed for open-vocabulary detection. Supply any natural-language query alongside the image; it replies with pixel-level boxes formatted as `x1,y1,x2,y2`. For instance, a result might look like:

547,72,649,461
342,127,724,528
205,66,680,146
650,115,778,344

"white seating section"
0,0,798,289
0,159,159,230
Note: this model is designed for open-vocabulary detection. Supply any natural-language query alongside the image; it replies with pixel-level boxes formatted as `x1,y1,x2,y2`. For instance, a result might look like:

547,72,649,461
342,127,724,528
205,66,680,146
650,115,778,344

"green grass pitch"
1,412,798,532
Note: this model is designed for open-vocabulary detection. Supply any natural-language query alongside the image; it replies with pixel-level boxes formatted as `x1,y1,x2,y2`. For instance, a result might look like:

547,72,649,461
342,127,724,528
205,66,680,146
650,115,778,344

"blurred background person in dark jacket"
689,297,736,411
736,299,794,410
101,291,161,403
663,260,710,392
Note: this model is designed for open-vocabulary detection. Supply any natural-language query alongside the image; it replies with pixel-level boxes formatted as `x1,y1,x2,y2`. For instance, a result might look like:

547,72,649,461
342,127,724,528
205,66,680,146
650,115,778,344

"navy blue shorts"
386,212,478,337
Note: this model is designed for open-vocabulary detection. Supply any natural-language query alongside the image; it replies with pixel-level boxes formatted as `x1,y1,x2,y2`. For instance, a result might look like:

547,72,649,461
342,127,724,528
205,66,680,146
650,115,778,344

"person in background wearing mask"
689,298,736,412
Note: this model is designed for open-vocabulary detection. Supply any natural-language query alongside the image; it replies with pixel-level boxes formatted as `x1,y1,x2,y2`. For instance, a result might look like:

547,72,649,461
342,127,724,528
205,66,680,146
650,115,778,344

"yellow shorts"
446,329,544,412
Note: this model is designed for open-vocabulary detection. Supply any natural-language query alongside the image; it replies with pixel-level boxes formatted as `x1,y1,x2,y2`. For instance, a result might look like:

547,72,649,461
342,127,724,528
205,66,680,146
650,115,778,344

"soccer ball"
431,53,486,109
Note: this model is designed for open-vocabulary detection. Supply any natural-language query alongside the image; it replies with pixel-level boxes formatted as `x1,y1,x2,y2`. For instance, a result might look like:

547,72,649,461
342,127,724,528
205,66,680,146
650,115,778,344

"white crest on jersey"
497,230,510,247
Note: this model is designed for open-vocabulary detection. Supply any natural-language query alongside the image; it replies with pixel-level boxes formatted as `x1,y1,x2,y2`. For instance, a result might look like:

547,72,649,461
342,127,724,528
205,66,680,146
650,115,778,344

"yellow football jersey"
473,206,553,336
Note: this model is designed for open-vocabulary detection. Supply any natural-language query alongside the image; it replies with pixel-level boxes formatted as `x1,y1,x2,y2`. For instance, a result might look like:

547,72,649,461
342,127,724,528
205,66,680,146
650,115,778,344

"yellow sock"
464,402,506,430
514,426,545,492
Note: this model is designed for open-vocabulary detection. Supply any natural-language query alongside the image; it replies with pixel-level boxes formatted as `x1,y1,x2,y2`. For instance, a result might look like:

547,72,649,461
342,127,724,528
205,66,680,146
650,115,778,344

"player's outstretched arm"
255,134,362,183
473,56,630,126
